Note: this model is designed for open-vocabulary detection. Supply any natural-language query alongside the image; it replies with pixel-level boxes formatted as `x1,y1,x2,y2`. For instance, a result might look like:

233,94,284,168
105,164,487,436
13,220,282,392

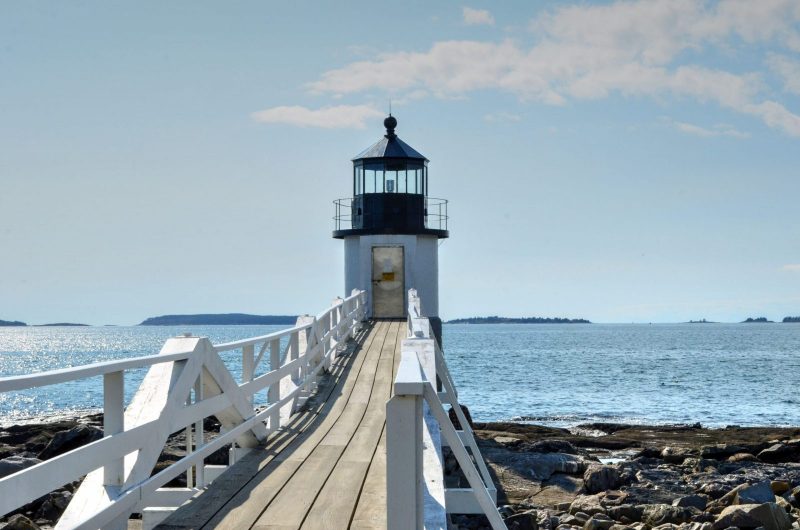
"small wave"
0,407,101,428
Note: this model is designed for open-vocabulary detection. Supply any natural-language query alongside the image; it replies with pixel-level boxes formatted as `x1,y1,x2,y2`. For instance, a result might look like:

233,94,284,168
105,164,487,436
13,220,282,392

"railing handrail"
388,289,506,530
0,292,361,393
0,290,367,529
332,196,449,232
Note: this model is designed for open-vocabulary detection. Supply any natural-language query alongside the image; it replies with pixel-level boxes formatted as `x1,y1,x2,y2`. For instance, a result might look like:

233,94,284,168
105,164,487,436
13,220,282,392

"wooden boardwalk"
158,320,402,530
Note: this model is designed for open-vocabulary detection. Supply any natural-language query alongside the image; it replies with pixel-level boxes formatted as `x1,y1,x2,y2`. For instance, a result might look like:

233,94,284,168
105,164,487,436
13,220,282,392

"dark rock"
639,504,693,526
701,444,749,460
698,482,730,500
37,424,102,460
496,436,524,448
560,514,582,526
759,444,799,464
713,503,792,530
738,481,778,505
0,456,42,479
787,485,800,504
499,505,517,518
530,441,579,454
570,495,607,516
600,491,629,508
584,514,615,530
673,495,708,510
709,484,746,510
521,453,586,480
635,448,663,459
449,404,474,430
506,509,538,530
728,452,759,462
2,514,41,530
772,481,792,495
683,524,713,530
34,490,72,521
606,504,643,522
661,447,691,464
584,466,622,494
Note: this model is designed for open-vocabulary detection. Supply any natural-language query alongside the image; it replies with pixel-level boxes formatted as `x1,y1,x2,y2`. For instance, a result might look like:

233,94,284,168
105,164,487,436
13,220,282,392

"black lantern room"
333,116,448,239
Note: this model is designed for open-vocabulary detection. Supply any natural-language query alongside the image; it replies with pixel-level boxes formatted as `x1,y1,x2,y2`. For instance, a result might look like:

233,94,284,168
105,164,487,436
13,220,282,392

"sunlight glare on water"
1,323,799,427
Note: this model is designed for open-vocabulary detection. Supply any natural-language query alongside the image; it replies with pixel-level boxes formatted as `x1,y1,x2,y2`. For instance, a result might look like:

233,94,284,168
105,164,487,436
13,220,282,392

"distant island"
687,319,716,323
783,316,800,323
36,323,89,327
140,313,298,326
0,319,26,327
741,317,774,323
446,316,591,324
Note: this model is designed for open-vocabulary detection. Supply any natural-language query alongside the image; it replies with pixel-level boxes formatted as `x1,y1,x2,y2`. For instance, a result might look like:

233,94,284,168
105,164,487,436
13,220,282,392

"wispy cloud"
251,104,383,129
463,7,494,26
668,119,750,138
305,0,800,137
484,111,521,123
783,264,800,273
768,53,800,95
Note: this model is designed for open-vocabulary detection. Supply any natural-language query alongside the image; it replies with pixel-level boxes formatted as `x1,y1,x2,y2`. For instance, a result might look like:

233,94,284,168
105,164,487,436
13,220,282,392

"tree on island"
446,315,591,324
783,316,800,323
741,317,774,323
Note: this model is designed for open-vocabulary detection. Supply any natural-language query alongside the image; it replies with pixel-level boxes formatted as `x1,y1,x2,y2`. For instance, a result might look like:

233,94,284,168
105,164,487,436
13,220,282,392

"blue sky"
1,1,799,324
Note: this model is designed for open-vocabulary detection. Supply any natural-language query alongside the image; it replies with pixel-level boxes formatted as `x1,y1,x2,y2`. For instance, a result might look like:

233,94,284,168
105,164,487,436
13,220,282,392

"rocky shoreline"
457,421,800,530
1,415,799,529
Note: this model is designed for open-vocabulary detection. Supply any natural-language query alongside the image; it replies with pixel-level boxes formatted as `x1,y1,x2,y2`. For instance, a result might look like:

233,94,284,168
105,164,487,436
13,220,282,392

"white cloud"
783,264,800,273
669,119,750,138
742,100,800,137
463,7,494,26
251,104,383,129
304,0,800,137
484,111,521,123
768,53,800,95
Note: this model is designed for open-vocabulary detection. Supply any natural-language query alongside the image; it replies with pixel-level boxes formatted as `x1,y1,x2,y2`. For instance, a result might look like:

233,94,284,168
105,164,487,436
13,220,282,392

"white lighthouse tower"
333,115,448,343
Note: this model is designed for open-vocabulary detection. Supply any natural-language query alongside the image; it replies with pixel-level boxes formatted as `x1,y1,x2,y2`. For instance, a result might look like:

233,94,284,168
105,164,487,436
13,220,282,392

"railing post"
103,370,124,488
268,338,281,431
194,373,205,487
386,394,423,530
242,344,255,406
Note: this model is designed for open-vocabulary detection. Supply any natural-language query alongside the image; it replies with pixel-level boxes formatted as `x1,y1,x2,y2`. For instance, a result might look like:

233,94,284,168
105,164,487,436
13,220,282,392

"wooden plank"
350,429,388,530
249,321,394,529
249,445,343,530
300,322,401,530
203,321,387,530
156,322,380,529
350,321,404,529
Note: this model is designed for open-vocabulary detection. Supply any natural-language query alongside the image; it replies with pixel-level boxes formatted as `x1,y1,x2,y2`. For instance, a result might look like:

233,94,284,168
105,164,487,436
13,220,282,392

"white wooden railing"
0,290,366,530
387,289,506,530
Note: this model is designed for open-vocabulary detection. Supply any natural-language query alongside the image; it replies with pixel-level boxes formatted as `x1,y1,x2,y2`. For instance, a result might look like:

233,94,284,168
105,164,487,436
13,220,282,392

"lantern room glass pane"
353,160,428,194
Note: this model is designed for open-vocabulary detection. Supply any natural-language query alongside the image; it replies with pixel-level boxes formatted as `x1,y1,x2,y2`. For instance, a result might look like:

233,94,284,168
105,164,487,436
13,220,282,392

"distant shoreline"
139,313,298,326
446,316,591,324
3,314,800,327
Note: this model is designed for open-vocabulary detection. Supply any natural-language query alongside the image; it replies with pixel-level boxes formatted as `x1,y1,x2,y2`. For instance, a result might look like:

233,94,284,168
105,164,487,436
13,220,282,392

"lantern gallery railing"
332,196,449,232
387,289,506,530
0,291,367,530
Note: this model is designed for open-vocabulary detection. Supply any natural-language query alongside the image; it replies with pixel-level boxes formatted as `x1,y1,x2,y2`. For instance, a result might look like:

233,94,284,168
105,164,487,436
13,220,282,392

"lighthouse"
334,115,448,343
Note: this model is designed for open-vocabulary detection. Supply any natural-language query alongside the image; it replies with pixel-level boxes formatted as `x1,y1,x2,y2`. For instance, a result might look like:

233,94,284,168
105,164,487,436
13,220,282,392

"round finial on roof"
384,115,397,137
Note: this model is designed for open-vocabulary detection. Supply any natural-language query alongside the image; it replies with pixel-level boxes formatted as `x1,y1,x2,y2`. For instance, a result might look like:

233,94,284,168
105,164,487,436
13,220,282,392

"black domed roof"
352,115,428,162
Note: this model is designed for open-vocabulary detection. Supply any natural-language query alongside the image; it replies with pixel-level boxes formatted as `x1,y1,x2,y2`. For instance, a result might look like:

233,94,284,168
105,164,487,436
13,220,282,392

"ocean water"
445,323,800,427
0,323,798,427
